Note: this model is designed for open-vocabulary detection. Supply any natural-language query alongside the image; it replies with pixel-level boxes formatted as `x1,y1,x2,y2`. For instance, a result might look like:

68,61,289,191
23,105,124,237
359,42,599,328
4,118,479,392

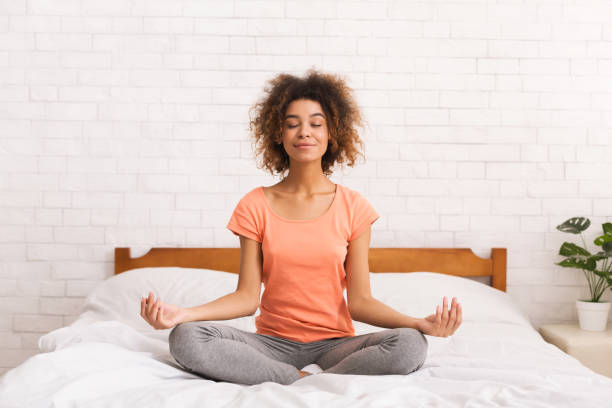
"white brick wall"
1,0,611,375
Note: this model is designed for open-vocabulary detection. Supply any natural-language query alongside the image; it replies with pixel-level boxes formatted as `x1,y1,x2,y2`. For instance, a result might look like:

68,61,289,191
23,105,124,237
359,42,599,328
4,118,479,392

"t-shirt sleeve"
226,193,263,243
348,193,380,242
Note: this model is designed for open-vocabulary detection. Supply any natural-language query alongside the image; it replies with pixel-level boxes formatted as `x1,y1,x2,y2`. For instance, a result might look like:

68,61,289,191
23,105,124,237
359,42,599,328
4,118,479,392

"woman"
140,69,462,386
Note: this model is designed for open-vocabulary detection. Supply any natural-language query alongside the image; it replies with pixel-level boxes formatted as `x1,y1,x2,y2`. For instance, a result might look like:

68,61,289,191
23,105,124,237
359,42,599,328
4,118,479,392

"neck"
280,161,334,194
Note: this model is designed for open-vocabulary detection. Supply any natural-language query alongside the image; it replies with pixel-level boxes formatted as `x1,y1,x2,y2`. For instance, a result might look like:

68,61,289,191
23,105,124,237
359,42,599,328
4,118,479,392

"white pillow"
71,267,257,341
70,267,531,340
364,272,532,330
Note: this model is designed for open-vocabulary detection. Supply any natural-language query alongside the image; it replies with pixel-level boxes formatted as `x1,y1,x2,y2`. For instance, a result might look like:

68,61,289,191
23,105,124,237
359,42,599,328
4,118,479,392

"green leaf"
557,258,596,271
593,269,612,282
555,259,585,268
556,256,596,270
591,252,609,261
558,242,591,257
594,244,612,258
556,217,590,234
585,257,597,270
594,223,612,246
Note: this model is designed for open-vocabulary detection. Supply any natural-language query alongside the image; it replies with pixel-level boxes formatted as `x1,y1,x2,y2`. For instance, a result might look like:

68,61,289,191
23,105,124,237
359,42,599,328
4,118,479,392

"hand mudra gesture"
416,296,462,337
140,291,187,330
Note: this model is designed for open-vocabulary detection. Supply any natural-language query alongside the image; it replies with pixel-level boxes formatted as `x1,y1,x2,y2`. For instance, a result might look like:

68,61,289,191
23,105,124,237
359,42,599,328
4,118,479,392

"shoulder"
243,186,263,199
233,186,264,209
338,184,368,205
241,186,264,201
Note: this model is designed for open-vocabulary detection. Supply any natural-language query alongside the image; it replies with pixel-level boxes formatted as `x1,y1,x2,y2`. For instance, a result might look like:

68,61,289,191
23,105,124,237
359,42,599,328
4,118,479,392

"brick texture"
1,0,611,373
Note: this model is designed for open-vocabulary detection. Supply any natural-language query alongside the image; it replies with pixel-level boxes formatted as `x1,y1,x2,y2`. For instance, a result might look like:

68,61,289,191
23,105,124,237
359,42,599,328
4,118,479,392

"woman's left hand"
415,296,462,337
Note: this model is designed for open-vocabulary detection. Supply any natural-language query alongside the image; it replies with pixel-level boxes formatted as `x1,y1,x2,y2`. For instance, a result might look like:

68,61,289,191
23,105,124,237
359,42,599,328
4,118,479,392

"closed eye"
288,124,321,128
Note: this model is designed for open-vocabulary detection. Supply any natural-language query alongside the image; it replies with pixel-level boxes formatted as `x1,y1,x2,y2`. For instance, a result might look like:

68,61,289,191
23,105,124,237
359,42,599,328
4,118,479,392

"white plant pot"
575,300,611,331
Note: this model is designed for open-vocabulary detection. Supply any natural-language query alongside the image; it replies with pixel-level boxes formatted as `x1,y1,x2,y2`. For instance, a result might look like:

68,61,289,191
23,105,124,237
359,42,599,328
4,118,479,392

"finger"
158,304,164,321
147,293,156,315
442,296,449,324
158,305,166,326
142,299,153,325
151,300,159,325
441,297,451,336
140,296,146,317
144,296,152,319
435,305,441,327
157,299,164,322
448,302,460,334
454,302,462,331
447,298,457,329
152,298,161,321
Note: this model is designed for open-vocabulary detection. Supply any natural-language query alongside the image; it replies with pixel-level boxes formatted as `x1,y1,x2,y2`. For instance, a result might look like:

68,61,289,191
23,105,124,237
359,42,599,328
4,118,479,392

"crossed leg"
315,328,428,376
168,321,303,385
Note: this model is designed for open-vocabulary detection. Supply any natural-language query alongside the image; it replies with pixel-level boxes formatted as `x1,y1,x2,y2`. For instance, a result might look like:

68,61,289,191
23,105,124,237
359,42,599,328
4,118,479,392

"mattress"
1,267,610,407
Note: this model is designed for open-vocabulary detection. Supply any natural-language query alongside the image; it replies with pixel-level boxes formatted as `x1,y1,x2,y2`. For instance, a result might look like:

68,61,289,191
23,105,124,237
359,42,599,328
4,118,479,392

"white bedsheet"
1,320,611,408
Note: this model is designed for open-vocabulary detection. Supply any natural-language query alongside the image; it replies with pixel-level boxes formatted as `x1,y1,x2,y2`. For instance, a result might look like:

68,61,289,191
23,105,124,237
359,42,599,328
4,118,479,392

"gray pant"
168,321,428,386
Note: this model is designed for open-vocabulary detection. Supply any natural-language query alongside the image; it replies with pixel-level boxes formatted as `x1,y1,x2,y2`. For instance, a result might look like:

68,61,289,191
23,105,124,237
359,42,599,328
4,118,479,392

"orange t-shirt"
226,183,380,343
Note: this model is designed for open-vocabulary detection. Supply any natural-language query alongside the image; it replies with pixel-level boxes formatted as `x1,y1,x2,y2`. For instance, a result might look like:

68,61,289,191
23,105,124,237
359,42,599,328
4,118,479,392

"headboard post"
491,248,507,292
115,248,132,275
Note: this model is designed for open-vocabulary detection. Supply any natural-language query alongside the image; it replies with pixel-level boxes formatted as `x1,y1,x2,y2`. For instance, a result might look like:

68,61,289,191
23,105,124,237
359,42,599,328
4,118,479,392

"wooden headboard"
114,247,507,292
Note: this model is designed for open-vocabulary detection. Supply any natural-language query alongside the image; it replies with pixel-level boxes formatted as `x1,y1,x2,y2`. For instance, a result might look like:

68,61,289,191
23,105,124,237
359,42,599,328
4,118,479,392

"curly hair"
247,68,367,177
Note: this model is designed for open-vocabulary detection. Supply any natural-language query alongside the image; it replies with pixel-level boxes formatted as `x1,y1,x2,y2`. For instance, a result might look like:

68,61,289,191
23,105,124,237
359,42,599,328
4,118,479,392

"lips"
295,144,315,147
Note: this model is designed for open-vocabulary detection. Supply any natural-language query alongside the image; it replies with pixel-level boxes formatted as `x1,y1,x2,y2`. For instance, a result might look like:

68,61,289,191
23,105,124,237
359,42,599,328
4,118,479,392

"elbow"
235,290,260,317
348,295,371,319
247,297,260,316
249,302,259,316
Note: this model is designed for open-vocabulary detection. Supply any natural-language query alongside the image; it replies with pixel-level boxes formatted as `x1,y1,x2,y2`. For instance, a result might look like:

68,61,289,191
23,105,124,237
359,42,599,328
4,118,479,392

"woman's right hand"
140,291,188,330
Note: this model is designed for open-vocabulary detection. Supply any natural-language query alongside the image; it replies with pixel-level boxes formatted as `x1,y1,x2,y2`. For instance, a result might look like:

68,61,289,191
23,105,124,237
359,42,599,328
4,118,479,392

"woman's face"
280,99,329,165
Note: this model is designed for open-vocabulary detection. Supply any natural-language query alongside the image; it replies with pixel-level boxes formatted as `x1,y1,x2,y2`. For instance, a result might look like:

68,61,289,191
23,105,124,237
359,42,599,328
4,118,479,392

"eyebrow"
285,113,325,120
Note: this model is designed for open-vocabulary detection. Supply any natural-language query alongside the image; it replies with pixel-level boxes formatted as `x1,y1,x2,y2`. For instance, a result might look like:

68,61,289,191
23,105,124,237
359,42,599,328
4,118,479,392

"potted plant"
555,217,612,331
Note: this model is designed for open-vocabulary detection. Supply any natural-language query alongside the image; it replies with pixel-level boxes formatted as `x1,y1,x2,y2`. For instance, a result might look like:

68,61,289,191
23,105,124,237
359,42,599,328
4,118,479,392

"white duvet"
1,269,611,407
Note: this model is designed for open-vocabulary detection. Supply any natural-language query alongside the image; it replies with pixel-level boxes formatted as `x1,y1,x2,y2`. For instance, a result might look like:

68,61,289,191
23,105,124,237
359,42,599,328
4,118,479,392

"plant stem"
593,274,604,301
583,269,594,300
580,233,588,252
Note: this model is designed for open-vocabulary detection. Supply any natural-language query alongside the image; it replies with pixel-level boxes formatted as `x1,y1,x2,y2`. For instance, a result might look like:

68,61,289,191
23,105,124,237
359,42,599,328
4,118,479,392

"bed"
1,246,611,407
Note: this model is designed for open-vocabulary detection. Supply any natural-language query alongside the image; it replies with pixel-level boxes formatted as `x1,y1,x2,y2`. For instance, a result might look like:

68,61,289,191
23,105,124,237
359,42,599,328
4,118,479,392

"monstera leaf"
594,222,612,246
593,269,612,284
594,242,612,257
556,257,598,271
558,242,591,257
557,242,597,270
556,217,590,234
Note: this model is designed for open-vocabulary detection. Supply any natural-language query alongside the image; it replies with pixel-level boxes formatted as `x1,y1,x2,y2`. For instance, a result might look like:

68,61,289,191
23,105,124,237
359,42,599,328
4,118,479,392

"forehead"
285,99,325,119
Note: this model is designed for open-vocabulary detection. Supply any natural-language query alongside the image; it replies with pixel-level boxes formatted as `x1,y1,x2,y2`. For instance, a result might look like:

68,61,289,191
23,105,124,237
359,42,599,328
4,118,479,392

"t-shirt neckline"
259,184,340,223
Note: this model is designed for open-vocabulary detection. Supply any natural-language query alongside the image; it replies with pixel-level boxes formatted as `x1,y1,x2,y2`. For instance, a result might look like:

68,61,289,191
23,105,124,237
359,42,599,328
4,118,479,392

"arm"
182,235,263,323
345,226,418,329
344,226,462,337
